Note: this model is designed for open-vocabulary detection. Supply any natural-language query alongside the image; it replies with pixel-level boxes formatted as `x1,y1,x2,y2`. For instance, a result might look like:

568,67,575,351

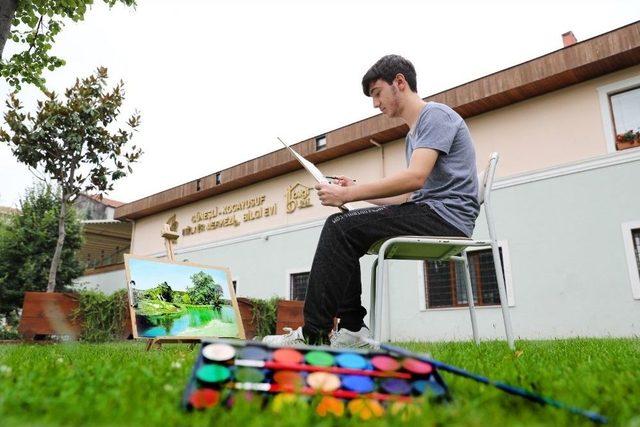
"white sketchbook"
277,137,354,212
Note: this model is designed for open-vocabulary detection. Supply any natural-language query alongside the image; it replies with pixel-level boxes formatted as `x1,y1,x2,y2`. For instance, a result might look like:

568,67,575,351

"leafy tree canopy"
0,0,136,90
0,66,142,292
0,66,142,201
0,183,83,320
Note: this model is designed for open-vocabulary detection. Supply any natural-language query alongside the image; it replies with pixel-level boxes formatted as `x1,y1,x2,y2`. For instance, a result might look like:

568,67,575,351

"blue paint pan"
341,375,375,393
334,353,367,370
381,378,412,395
412,379,447,398
238,345,270,361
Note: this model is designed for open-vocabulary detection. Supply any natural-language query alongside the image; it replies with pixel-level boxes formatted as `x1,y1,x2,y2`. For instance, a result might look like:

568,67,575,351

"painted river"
138,305,236,337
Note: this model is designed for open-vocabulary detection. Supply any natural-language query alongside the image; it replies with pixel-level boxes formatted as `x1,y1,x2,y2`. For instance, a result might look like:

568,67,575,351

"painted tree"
0,0,136,90
187,271,223,307
145,281,173,302
0,67,142,292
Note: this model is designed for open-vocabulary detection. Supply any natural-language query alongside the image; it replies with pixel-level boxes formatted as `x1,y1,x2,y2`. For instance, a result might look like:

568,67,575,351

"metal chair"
367,152,515,349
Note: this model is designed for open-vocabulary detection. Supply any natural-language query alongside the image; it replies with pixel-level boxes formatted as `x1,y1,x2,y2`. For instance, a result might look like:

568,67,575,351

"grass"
0,338,638,426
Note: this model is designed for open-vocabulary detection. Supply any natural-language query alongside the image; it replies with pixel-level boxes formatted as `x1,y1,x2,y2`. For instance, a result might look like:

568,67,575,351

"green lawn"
0,338,638,426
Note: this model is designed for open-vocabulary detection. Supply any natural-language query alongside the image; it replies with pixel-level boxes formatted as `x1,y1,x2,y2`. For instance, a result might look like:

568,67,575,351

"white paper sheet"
277,137,354,211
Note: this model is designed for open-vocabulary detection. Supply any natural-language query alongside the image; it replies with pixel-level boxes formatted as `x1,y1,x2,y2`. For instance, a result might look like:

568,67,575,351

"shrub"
72,289,129,342
249,297,281,338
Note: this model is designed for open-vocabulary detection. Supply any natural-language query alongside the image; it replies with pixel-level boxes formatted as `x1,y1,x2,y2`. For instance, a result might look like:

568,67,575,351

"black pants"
302,202,466,343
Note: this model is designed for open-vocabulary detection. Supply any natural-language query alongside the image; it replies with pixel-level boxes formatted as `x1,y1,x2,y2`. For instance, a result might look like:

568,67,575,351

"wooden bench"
275,300,304,334
18,292,82,340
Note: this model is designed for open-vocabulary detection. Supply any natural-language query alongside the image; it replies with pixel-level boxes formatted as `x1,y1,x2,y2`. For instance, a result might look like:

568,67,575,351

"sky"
0,0,638,208
128,257,231,297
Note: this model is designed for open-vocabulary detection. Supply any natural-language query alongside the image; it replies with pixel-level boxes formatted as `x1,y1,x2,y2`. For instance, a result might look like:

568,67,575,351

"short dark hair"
361,54,417,96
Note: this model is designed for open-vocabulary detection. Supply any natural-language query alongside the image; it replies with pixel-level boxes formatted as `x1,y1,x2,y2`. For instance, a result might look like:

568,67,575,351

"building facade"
84,22,640,341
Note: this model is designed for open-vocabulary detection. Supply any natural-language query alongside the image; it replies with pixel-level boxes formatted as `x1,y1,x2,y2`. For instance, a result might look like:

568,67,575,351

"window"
610,87,640,149
315,135,327,151
424,248,505,308
290,272,310,301
215,172,221,185
622,221,640,300
632,229,640,278
598,76,640,153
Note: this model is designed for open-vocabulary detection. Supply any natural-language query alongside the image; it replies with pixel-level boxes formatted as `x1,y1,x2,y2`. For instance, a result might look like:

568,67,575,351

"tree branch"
26,14,44,55
27,166,48,184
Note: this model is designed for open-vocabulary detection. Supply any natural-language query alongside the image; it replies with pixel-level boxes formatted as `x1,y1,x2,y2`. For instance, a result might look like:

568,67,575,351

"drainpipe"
370,139,384,178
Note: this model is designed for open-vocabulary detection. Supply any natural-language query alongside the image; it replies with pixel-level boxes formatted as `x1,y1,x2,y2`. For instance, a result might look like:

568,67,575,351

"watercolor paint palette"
182,339,450,419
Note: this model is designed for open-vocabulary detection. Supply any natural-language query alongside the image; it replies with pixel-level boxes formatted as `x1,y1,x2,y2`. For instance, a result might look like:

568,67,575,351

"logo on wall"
285,183,313,214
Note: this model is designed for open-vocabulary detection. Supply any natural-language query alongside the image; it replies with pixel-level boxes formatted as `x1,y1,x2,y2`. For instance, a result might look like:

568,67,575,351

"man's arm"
367,194,411,206
316,148,439,207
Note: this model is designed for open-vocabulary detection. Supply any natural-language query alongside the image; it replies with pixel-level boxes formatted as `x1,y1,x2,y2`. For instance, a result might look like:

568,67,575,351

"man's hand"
332,175,356,187
315,182,350,207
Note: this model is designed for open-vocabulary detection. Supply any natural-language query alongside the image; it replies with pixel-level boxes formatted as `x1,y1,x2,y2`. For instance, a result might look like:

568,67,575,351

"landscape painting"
125,255,244,339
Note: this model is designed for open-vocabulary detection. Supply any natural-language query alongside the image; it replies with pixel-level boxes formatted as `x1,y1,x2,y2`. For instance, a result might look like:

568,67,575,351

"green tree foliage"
0,67,142,292
0,0,137,90
187,271,223,308
144,281,172,303
0,184,83,321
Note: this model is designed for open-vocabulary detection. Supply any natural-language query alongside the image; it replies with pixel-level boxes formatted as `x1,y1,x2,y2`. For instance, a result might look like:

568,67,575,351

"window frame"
621,220,640,300
286,267,311,301
315,135,327,151
597,75,640,153
418,240,515,311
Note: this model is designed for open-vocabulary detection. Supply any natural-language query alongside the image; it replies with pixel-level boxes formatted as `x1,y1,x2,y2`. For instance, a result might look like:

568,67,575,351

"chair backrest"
477,152,499,206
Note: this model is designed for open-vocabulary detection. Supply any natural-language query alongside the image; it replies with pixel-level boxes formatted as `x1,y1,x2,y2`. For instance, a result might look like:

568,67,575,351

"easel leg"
146,338,162,351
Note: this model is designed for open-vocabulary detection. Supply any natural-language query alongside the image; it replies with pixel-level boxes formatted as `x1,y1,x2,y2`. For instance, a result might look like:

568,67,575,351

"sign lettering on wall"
181,183,314,237
182,194,277,236
285,183,313,214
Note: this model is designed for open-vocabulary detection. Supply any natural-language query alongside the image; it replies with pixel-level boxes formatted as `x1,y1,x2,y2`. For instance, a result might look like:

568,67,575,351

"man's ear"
395,73,407,91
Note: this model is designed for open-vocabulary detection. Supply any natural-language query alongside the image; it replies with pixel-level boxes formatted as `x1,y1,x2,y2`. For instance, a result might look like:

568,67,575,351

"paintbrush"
231,382,413,402
356,336,608,424
234,358,412,379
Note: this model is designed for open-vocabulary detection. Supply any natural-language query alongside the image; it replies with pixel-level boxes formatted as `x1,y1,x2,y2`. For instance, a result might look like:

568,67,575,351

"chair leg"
490,241,515,350
374,254,385,342
369,258,378,340
485,193,515,350
453,255,479,345
384,259,391,342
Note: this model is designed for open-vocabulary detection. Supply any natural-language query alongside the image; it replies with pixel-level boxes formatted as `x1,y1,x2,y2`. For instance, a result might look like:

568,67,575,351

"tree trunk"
0,0,18,60
47,192,67,293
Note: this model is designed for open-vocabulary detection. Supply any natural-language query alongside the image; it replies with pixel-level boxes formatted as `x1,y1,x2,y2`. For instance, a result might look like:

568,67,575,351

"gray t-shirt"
405,102,479,237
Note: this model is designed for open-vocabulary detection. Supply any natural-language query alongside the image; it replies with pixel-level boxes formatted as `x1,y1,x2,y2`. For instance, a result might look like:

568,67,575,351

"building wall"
468,65,640,177
130,146,403,255
392,153,640,340
74,195,116,220
74,268,127,295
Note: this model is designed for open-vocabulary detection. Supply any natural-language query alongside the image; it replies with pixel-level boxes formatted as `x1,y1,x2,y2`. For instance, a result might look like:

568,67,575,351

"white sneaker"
262,326,305,346
329,326,374,349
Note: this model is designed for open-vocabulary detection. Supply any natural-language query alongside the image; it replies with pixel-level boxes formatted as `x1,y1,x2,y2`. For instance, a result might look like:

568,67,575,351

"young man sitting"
263,54,479,347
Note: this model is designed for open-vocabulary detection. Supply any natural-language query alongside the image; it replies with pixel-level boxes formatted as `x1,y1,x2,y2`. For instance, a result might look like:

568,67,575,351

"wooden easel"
145,216,200,351
145,337,198,351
